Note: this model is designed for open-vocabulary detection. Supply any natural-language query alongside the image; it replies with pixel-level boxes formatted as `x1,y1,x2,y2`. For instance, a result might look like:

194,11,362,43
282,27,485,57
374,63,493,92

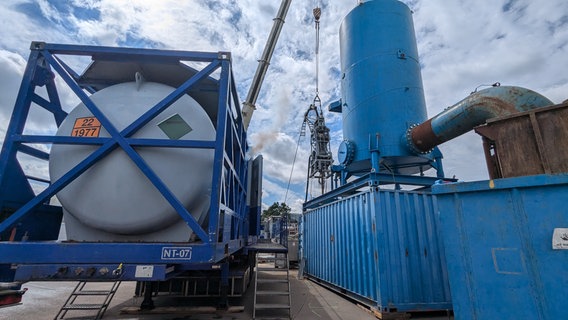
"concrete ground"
1,269,378,320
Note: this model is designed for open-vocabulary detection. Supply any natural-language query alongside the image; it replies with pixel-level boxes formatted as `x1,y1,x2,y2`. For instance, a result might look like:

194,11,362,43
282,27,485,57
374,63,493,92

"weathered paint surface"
410,86,553,153
475,102,568,179
434,174,568,320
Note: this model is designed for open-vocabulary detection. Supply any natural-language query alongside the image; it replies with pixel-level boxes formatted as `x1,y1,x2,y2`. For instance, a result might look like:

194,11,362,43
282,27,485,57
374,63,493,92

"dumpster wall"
434,174,568,319
475,103,568,179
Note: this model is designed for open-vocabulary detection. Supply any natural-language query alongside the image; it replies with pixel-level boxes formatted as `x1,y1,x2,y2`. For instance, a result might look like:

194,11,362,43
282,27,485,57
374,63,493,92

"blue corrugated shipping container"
302,189,452,312
433,174,568,319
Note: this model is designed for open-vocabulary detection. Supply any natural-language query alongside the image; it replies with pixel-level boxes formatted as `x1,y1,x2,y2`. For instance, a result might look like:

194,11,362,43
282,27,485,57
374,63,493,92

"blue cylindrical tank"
339,0,429,172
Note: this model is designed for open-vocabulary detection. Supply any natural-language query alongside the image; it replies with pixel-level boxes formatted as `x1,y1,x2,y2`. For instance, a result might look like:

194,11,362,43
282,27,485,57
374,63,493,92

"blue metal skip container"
433,174,568,319
302,189,452,312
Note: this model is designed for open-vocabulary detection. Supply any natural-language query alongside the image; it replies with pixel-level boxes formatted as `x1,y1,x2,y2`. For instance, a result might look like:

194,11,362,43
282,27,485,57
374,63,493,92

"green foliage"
262,202,291,220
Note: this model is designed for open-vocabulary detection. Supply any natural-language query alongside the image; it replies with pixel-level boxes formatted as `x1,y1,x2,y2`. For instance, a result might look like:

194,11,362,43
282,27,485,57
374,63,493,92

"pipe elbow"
408,86,553,153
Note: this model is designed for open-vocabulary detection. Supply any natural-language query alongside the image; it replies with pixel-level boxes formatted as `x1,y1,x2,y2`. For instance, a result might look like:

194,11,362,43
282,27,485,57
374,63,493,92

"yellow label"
489,180,495,189
71,117,101,137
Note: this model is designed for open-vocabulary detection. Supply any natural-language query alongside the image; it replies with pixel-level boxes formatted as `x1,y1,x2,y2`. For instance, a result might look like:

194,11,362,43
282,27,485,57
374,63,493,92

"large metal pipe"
407,86,553,153
242,0,292,130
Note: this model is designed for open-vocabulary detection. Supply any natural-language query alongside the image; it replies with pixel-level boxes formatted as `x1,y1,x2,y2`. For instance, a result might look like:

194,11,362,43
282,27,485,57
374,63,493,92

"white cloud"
262,175,304,213
0,0,566,214
0,49,27,120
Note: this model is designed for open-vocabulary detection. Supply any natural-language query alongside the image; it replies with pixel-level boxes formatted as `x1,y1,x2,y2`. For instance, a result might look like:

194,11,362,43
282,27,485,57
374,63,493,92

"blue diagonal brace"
17,144,50,161
31,93,68,124
0,51,221,242
52,55,96,94
119,59,221,136
44,53,221,242
47,52,221,242
0,140,117,232
115,141,211,241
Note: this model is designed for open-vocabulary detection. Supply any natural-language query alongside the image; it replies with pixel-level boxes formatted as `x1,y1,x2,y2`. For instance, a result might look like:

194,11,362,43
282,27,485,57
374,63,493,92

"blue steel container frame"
433,174,568,319
339,0,428,163
0,43,252,281
302,187,452,312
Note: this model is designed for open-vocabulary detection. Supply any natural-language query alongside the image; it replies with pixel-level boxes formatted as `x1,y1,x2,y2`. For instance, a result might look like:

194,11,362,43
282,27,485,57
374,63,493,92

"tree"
262,202,291,220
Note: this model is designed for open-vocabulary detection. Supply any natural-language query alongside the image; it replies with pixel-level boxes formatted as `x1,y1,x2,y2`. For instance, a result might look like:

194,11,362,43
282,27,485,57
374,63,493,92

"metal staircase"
55,281,121,319
253,252,291,319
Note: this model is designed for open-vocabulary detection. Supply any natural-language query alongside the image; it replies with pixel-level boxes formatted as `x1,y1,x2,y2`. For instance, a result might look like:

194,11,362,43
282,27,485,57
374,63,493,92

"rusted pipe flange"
405,124,432,155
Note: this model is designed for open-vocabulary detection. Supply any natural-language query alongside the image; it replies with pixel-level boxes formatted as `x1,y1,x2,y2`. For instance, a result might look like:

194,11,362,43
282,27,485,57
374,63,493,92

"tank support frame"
0,42,259,284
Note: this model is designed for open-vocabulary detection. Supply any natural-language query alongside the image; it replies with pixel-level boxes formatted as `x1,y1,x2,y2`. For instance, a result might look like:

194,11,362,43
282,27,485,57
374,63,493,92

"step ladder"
55,281,121,319
253,252,291,320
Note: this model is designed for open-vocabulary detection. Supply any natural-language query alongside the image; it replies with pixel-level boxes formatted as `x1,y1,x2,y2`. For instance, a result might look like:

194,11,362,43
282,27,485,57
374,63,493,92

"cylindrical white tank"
49,80,215,241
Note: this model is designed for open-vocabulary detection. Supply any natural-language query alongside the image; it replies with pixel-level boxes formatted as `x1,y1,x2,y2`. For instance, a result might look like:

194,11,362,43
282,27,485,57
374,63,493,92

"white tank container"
49,80,215,242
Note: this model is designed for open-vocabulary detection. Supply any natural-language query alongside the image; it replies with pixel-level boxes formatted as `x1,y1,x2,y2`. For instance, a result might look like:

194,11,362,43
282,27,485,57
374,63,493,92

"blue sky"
0,0,567,212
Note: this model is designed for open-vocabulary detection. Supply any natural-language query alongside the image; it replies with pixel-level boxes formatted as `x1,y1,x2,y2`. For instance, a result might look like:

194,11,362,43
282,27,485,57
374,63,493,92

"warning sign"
71,117,101,137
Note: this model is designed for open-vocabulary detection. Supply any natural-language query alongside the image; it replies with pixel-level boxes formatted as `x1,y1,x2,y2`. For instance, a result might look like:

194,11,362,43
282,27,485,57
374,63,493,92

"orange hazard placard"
71,117,101,137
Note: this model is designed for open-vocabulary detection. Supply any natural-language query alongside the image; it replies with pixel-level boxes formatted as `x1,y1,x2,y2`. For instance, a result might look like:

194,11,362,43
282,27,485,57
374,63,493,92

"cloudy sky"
0,0,566,213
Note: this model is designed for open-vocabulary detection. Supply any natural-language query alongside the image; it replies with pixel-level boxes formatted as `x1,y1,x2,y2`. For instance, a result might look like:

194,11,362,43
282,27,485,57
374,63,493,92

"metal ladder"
253,252,291,319
55,281,121,319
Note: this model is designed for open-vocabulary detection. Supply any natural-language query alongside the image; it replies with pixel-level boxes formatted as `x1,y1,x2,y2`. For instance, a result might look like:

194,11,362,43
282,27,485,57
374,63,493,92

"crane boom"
242,0,292,130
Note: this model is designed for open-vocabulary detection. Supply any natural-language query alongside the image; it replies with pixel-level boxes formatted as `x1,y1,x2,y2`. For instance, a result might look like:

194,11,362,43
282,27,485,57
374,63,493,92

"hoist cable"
283,124,305,204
